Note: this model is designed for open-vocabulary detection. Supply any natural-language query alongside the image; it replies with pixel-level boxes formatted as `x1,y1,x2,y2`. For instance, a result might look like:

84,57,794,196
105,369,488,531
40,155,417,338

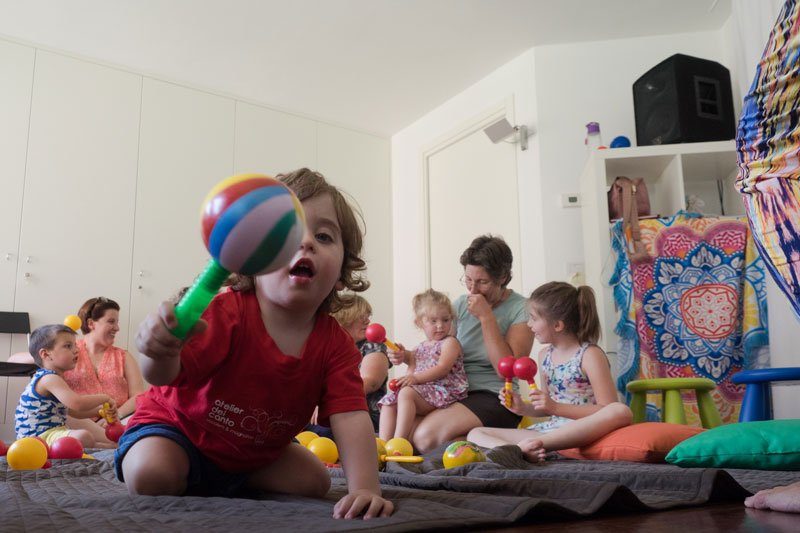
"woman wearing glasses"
389,235,534,452
63,297,147,443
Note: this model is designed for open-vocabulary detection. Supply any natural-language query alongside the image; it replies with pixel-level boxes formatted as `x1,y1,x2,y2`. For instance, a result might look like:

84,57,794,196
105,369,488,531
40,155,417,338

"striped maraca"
172,174,305,338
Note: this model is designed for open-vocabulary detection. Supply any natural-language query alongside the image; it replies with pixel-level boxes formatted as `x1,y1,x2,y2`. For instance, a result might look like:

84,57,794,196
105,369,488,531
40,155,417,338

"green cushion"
665,419,800,470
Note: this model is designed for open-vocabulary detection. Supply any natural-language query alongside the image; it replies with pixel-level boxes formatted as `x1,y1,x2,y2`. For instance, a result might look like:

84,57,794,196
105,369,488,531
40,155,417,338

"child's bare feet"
745,482,800,513
518,438,546,463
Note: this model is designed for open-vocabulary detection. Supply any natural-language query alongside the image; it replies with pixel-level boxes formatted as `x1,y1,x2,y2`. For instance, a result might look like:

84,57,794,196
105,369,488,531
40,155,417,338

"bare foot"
745,482,800,513
518,438,547,463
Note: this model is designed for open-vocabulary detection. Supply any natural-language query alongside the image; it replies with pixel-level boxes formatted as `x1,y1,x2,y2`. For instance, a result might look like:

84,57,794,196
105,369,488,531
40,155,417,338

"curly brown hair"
228,168,368,313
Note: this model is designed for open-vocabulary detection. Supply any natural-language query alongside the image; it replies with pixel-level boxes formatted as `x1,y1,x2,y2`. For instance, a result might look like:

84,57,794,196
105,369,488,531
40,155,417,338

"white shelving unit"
579,140,741,363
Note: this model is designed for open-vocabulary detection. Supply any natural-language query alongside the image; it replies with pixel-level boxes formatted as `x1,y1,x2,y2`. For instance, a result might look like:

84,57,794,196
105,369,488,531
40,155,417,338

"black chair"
0,311,36,376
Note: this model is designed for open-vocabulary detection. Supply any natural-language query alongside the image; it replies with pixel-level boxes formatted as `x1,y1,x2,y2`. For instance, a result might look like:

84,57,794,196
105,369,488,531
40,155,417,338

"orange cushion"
558,422,705,463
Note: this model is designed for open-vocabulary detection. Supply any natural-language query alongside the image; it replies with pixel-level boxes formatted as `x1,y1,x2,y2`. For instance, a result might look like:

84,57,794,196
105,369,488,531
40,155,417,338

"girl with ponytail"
468,281,632,462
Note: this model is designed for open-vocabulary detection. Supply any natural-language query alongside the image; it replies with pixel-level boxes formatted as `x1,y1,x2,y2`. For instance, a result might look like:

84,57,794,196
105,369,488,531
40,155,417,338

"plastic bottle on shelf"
585,122,603,151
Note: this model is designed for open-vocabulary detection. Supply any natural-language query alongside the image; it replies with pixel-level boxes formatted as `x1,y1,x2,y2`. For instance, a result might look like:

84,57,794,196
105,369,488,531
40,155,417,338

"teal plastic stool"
626,377,722,428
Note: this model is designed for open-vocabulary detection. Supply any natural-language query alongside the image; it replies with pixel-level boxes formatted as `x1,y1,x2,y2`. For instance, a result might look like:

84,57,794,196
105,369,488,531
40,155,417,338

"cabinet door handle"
25,256,31,263
4,253,11,261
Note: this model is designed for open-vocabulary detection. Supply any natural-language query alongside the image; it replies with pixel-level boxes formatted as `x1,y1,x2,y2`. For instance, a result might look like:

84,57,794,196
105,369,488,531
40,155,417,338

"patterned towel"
610,212,769,424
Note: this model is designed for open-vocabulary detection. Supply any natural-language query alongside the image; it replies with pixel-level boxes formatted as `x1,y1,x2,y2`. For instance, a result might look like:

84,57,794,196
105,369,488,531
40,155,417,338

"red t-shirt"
128,290,367,472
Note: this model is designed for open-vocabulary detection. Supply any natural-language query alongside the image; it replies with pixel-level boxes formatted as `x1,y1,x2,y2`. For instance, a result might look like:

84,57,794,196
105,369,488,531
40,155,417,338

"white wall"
0,36,393,351
533,30,727,281
391,49,544,344
722,0,798,418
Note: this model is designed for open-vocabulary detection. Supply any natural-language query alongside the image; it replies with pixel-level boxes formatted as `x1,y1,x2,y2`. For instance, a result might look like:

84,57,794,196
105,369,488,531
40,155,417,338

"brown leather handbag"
608,177,651,263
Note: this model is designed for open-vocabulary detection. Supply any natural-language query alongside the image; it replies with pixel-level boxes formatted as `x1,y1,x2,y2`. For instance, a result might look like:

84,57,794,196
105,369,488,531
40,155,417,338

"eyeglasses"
459,276,494,289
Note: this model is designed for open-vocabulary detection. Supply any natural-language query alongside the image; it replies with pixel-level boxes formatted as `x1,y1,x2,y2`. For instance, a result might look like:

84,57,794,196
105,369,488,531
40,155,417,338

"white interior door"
15,51,141,343
128,79,235,354
0,40,34,360
427,127,522,303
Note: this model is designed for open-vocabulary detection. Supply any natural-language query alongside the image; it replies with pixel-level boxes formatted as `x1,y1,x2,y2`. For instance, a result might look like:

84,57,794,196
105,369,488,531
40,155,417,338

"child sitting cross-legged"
468,282,632,462
15,324,118,449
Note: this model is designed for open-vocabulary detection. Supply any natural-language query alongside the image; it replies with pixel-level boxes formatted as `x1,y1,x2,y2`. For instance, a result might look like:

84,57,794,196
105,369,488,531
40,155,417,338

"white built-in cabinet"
0,39,391,442
127,79,236,351
579,140,740,362
16,51,142,347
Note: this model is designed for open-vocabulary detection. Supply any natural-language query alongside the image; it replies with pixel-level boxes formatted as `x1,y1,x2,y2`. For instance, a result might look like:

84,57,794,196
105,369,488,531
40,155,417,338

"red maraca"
388,378,399,392
513,357,538,400
497,356,516,408
99,402,125,443
50,436,84,459
365,323,400,351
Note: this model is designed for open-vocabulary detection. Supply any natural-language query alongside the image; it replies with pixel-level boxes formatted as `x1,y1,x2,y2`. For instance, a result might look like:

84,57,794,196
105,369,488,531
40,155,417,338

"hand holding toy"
99,402,125,443
172,174,305,339
497,356,516,408
365,323,400,351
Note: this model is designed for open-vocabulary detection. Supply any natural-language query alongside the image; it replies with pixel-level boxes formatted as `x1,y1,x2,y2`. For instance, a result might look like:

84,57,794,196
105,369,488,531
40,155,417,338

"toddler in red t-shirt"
116,168,392,520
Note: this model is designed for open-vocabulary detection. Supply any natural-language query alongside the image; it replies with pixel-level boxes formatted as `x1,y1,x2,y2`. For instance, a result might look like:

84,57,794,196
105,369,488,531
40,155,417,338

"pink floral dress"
379,336,468,409
63,339,130,410
528,343,597,433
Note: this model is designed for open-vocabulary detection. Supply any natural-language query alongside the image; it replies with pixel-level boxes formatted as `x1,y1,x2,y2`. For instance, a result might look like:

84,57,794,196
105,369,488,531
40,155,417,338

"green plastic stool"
626,377,722,428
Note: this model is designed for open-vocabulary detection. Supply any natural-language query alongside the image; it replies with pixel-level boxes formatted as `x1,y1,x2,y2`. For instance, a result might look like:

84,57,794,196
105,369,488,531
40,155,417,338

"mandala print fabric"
611,212,769,424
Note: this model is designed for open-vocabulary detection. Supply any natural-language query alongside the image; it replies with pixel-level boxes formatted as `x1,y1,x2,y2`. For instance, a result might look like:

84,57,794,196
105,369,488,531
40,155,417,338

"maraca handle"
172,259,230,339
382,455,423,463
99,402,116,424
527,380,538,401
504,380,513,408
385,339,400,351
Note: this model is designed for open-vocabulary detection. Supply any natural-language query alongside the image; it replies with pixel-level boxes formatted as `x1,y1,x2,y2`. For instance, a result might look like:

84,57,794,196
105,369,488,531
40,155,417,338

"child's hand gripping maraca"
497,356,516,408
513,357,538,400
365,323,400,352
170,174,306,339
98,402,125,443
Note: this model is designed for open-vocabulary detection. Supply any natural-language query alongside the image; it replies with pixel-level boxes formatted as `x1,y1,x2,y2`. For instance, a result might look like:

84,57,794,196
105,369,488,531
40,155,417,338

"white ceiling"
0,0,732,137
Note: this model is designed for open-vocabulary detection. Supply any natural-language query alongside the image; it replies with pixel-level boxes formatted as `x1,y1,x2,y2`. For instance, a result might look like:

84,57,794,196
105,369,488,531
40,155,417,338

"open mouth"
289,257,316,279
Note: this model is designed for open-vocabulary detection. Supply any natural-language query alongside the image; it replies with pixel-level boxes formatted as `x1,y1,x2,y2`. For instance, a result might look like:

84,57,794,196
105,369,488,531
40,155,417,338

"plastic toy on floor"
6,437,48,470
442,441,486,469
50,436,84,459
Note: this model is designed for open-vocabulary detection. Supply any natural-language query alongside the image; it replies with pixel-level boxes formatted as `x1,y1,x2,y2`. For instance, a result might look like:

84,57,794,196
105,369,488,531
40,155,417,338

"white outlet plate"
560,193,581,207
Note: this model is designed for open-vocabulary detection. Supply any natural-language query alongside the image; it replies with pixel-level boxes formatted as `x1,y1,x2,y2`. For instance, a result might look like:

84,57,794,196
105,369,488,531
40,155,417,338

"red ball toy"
33,436,51,457
388,379,399,392
50,436,84,459
105,423,125,443
497,356,516,379
365,323,387,344
513,358,537,380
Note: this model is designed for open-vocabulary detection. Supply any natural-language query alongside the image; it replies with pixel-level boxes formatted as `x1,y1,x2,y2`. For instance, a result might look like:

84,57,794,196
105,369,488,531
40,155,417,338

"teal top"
454,290,529,393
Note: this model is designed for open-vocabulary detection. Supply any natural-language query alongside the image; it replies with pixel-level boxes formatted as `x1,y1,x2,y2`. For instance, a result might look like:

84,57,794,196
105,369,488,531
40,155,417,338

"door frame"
420,98,517,288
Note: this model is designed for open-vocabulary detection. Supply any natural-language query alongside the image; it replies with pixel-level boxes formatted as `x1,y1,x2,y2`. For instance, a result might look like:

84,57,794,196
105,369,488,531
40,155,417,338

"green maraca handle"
172,259,231,339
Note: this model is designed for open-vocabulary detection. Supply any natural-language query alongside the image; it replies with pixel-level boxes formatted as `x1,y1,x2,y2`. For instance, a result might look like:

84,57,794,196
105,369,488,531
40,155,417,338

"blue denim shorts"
114,423,249,497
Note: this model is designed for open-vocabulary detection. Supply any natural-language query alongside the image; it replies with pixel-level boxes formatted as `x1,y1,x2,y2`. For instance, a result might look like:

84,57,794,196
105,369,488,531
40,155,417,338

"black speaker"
633,54,735,146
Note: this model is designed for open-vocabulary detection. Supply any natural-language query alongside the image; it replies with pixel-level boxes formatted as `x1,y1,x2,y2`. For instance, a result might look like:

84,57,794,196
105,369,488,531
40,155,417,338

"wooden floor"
484,501,800,532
